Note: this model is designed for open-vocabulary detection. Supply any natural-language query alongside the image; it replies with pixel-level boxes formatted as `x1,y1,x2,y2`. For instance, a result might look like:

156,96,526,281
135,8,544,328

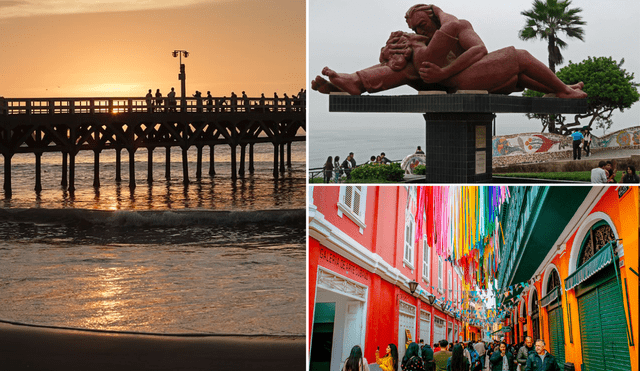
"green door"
548,305,565,366
577,277,631,371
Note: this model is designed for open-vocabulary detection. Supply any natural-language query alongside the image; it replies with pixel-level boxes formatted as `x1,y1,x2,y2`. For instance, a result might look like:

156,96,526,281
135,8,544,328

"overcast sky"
309,0,640,142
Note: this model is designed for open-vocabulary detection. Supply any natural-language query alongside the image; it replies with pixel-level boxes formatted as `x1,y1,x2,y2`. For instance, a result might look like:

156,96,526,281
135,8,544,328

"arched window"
546,269,561,293
578,221,615,267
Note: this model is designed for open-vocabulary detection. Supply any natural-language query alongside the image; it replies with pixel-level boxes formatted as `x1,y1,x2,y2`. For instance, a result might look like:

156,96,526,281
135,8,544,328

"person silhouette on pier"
231,92,238,112
242,91,250,112
206,91,213,112
167,87,177,112
260,93,266,112
273,92,279,112
193,91,203,113
155,89,163,112
146,89,153,112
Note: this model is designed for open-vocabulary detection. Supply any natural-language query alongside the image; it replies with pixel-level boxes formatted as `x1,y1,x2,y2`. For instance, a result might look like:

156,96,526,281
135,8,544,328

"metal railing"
0,96,305,116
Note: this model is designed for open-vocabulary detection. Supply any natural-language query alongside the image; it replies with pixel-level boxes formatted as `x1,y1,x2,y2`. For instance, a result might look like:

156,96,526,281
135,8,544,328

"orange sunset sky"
0,0,305,98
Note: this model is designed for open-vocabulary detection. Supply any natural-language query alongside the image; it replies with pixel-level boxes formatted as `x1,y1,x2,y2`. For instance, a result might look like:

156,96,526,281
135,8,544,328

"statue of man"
312,4,586,99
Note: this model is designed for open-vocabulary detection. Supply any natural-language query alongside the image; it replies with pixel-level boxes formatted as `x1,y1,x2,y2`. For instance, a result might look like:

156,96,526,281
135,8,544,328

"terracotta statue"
312,4,586,99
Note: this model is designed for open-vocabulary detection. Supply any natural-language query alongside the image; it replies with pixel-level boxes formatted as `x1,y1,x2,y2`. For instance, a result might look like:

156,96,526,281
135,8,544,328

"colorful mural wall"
492,126,640,157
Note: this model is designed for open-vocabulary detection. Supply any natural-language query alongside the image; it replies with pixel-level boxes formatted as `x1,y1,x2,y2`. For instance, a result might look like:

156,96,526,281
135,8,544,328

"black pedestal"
424,113,493,183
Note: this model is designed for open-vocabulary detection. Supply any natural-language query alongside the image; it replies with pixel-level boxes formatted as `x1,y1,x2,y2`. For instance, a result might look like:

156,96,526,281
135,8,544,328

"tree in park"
519,0,586,73
519,0,586,133
524,57,639,135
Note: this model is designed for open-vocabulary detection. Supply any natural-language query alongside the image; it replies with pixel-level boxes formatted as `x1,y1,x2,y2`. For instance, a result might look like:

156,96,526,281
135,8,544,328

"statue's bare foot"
556,87,587,99
569,82,585,91
312,75,343,94
322,67,365,95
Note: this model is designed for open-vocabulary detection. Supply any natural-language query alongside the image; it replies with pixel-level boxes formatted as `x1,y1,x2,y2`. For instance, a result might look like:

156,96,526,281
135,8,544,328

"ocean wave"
0,208,305,228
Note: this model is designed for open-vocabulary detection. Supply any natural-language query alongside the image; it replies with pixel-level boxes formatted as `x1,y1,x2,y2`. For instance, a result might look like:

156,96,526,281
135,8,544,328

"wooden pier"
0,96,305,197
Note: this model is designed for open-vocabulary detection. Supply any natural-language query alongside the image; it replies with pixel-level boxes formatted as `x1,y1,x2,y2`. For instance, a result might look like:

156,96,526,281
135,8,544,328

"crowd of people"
341,337,562,371
143,88,306,113
323,152,400,183
590,160,639,183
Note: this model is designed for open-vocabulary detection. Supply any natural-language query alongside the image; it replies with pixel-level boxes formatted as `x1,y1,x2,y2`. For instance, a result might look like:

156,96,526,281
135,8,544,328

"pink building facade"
309,186,465,371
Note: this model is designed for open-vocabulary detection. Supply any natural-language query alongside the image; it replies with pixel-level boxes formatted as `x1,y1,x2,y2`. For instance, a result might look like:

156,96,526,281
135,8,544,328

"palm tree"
519,0,586,73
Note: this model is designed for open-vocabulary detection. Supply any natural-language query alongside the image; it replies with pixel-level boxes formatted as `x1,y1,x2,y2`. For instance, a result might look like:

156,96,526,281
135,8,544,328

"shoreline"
0,321,305,370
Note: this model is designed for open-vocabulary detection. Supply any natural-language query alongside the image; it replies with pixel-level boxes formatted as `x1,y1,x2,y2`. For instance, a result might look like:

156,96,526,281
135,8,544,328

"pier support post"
61,152,67,188
3,154,12,197
181,147,189,185
93,150,100,188
196,145,203,180
147,147,153,183
279,142,285,173
249,143,255,173
273,143,279,179
115,148,122,182
128,148,136,189
69,152,76,192
165,147,171,180
209,145,215,176
230,144,237,181
239,144,246,178
287,142,292,168
34,152,42,192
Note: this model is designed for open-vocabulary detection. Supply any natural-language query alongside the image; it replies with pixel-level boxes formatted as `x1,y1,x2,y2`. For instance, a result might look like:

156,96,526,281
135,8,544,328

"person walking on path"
523,340,560,371
473,340,486,370
570,129,584,160
489,341,515,371
582,127,592,157
343,345,370,371
433,340,452,371
402,343,425,371
421,343,435,371
376,343,399,371
516,337,534,371
446,344,470,371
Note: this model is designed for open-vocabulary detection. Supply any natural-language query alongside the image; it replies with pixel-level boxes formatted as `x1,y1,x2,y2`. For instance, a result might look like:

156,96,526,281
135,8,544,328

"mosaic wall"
492,126,640,157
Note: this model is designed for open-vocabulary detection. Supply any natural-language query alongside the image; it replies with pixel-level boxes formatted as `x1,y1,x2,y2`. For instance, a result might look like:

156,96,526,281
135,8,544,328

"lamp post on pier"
172,50,189,111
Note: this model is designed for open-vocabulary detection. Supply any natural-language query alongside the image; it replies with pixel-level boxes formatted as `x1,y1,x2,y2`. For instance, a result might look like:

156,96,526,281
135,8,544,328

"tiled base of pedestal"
424,113,494,183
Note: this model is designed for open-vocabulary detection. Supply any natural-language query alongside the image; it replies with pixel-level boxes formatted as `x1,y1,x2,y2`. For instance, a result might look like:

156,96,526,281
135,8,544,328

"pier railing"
0,96,305,116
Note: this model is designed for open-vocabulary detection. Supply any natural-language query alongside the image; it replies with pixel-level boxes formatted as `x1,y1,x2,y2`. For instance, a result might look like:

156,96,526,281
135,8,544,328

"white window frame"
337,186,367,234
403,212,415,269
422,236,430,283
448,270,452,300
438,256,443,293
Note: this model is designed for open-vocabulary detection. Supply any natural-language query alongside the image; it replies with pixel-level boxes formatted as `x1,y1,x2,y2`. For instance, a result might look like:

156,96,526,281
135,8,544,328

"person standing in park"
582,127,592,157
342,154,354,180
570,129,584,160
334,156,342,183
524,340,560,371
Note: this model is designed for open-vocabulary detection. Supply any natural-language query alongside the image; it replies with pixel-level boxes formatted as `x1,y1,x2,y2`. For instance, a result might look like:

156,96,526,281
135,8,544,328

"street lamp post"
172,50,189,111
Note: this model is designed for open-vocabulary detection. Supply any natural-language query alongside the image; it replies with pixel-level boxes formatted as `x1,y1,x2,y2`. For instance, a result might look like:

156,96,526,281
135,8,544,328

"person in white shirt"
590,161,609,183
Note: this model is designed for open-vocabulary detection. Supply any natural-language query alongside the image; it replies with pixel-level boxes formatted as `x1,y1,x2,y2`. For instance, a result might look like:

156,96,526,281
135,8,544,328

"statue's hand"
419,62,447,83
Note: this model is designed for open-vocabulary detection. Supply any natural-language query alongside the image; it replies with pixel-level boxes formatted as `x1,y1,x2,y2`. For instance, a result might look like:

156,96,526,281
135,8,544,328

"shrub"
413,165,426,175
350,163,405,182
